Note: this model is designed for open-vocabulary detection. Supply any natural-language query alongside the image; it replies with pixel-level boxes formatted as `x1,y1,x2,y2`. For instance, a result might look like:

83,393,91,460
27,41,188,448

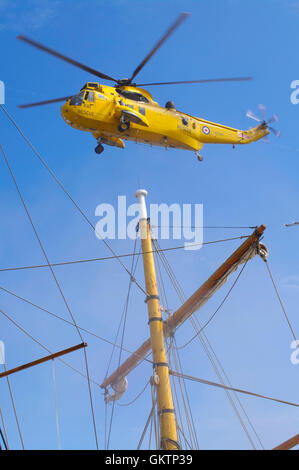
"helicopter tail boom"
237,123,270,144
196,119,269,146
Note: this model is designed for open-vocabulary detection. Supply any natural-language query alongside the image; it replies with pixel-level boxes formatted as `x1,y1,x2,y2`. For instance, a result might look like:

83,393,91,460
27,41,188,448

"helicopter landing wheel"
196,152,203,162
95,143,104,155
118,119,130,133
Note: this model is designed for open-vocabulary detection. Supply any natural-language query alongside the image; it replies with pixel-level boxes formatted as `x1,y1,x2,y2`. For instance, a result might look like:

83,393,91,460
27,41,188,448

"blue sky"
0,0,299,450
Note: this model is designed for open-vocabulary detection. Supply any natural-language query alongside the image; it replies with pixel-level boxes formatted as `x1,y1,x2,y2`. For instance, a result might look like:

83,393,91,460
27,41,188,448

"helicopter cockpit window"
84,91,95,102
182,117,188,126
115,88,149,103
87,83,99,89
69,91,84,106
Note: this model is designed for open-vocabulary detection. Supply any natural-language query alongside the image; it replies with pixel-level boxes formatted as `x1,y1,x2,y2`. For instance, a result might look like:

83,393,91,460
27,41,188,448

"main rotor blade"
17,35,118,83
129,12,190,83
136,77,253,86
268,126,280,137
246,110,261,122
258,103,266,120
267,114,279,124
18,96,73,109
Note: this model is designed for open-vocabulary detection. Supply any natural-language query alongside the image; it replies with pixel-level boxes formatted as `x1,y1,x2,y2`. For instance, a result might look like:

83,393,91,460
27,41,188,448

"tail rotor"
246,104,280,138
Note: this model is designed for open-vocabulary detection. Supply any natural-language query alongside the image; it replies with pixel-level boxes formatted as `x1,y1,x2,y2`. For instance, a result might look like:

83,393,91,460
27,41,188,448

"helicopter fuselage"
60,82,269,154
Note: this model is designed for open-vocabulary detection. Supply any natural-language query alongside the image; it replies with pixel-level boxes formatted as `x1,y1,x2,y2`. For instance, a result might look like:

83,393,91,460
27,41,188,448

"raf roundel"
202,126,210,135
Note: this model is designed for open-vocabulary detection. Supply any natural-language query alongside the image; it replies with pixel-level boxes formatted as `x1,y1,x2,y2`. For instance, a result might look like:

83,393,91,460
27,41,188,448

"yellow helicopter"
17,13,278,162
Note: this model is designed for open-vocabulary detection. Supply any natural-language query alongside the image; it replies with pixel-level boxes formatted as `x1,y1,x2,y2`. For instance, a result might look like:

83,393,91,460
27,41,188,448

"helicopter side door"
83,90,96,115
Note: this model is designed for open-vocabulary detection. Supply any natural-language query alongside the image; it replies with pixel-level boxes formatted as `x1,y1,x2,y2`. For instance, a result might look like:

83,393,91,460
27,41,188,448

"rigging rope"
0,339,24,450
0,236,250,273
169,337,199,449
153,225,257,229
118,379,150,407
0,362,24,449
177,254,251,350
137,394,156,450
154,248,186,448
51,360,61,450
169,370,299,408
0,284,153,367
151,382,159,449
0,306,101,386
0,427,7,450
264,261,297,344
103,237,140,382
0,408,9,450
153,242,199,449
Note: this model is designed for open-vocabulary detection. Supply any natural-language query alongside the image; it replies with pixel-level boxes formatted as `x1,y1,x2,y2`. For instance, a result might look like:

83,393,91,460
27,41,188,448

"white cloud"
0,0,60,31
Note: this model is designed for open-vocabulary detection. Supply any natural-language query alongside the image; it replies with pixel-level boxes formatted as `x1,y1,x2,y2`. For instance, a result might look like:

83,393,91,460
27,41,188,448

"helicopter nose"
61,102,68,114
60,102,73,125
60,102,67,118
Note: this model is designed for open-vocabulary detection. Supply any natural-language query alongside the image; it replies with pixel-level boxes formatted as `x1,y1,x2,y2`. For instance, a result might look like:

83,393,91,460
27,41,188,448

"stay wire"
153,225,257,229
198,329,264,449
137,395,156,450
0,306,101,387
148,400,154,450
171,336,200,449
0,283,153,367
0,408,9,450
166,249,261,449
4,374,25,449
51,359,61,450
0,427,7,450
151,383,159,449
0,143,99,449
103,237,140,382
176,425,193,451
118,379,150,407
0,236,250,274
177,255,251,350
168,337,197,449
156,244,203,449
153,248,186,447
170,371,299,408
0,346,24,449
265,261,297,344
104,241,139,382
